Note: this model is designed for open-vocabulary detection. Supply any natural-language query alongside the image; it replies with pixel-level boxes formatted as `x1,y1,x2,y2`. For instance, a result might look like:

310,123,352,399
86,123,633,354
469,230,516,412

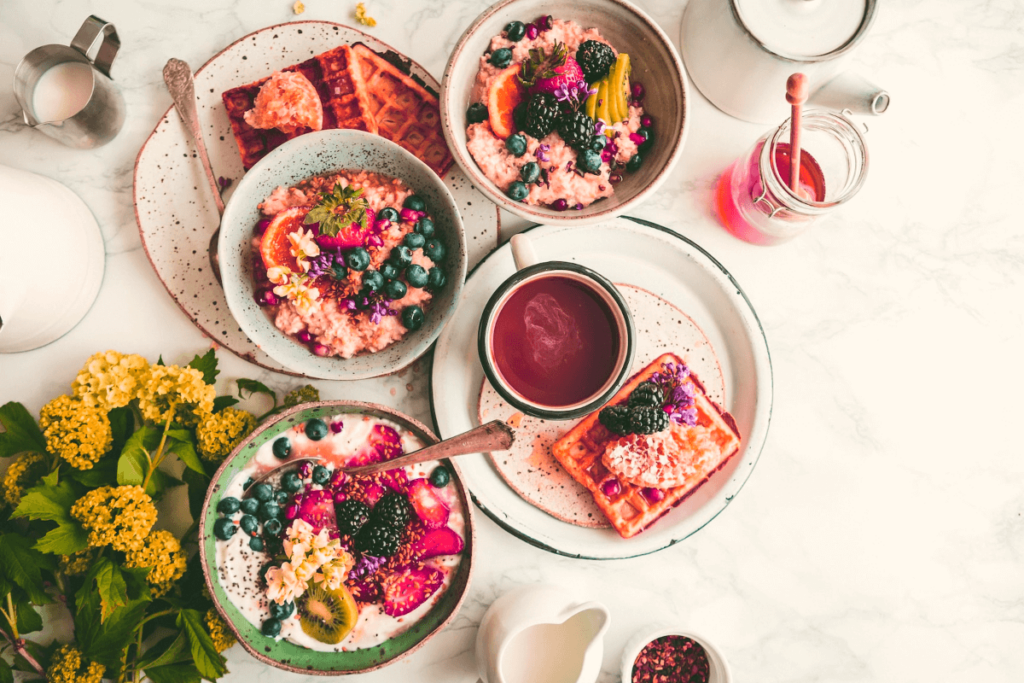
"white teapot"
0,165,104,353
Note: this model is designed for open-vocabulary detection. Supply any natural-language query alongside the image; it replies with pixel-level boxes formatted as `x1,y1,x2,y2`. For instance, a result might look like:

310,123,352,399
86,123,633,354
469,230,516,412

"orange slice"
259,206,309,271
487,65,525,139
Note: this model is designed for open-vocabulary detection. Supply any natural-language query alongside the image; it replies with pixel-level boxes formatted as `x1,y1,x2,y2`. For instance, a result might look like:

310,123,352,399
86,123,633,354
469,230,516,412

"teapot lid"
735,0,874,59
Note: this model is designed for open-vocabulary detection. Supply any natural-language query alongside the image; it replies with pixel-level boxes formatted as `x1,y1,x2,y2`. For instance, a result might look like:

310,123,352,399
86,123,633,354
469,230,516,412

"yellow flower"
206,608,237,653
47,644,105,683
137,364,215,427
123,529,187,597
274,274,321,314
1,452,46,508
72,350,150,410
293,0,305,15
70,485,157,553
267,265,292,285
59,549,94,576
355,2,377,27
196,408,257,463
38,395,112,470
283,384,320,407
287,227,320,270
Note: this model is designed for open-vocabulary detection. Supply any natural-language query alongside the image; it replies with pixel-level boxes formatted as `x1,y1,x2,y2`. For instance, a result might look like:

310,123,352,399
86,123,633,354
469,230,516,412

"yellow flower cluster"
265,519,354,604
137,364,215,427
206,607,237,653
284,384,320,407
1,452,46,508
59,549,94,576
38,395,112,470
72,350,150,410
196,408,257,463
70,485,157,553
46,644,105,683
123,529,187,597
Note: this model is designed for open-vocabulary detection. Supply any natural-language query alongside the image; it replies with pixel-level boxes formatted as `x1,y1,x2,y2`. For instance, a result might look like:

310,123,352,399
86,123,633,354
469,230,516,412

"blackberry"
354,523,402,558
373,492,411,530
628,406,670,435
576,40,616,83
523,93,560,139
629,382,664,409
557,110,596,152
599,405,632,435
336,499,370,537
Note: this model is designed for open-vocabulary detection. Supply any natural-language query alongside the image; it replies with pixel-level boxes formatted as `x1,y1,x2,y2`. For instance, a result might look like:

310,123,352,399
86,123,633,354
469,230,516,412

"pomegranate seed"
254,219,270,235
631,82,646,101
313,344,331,357
298,462,313,478
552,198,568,211
535,15,552,31
640,114,653,129
526,24,539,40
255,288,279,306
610,173,623,184
284,503,299,520
642,487,665,502
297,330,312,344
601,479,621,497
333,490,347,504
330,420,344,434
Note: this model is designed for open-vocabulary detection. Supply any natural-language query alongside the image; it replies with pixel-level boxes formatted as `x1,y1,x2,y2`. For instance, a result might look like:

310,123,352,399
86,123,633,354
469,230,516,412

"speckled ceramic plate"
134,21,499,375
431,218,773,559
199,401,475,675
477,283,725,528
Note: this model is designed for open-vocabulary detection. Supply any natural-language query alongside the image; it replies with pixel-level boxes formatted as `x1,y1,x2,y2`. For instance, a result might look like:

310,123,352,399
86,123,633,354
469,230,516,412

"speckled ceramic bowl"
219,129,467,379
199,401,476,675
440,0,689,225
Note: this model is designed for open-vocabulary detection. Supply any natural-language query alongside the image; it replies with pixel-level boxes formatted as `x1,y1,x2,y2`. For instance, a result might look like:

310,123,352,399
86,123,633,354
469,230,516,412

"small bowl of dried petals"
620,625,731,683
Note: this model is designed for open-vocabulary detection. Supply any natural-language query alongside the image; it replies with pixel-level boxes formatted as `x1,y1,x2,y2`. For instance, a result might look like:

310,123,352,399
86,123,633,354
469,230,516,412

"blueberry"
505,133,527,157
385,279,408,300
272,437,291,459
424,239,446,262
427,266,447,291
249,536,265,552
404,232,426,249
330,263,348,280
380,262,398,281
274,490,289,505
466,103,488,124
258,501,280,522
363,270,384,292
389,245,413,269
217,497,241,515
403,195,426,212
488,48,513,68
379,207,400,223
405,264,429,288
312,465,331,486
345,247,371,271
269,600,295,619
590,136,607,153
281,471,302,493
402,305,425,331
241,498,260,516
305,418,328,441
507,181,529,202
252,483,274,502
264,518,283,536
637,127,653,151
578,149,602,174
504,20,526,42
240,514,259,535
429,465,451,488
261,618,282,638
243,477,254,490
520,161,541,184
626,153,643,173
213,518,237,540
415,218,435,237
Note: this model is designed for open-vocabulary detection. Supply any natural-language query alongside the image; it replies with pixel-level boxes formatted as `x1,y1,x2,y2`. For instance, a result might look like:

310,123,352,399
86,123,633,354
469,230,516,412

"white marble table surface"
2,0,1023,681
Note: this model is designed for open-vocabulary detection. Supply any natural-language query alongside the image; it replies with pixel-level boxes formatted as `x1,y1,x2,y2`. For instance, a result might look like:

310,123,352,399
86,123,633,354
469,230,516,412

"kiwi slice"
296,582,359,644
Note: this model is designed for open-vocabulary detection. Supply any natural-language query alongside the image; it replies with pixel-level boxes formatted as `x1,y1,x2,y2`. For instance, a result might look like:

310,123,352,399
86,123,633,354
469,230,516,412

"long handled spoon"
162,58,224,282
242,420,515,497
786,73,809,195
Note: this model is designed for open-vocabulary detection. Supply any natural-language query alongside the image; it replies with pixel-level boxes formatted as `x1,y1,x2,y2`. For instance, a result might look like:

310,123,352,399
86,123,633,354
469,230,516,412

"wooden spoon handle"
342,421,515,476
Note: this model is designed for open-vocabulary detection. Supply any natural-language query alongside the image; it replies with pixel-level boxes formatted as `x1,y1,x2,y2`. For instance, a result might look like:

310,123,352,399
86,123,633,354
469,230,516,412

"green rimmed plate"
199,401,475,675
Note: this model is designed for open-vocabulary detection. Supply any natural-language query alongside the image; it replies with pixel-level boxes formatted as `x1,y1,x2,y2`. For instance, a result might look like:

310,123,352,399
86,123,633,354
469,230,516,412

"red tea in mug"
491,275,620,407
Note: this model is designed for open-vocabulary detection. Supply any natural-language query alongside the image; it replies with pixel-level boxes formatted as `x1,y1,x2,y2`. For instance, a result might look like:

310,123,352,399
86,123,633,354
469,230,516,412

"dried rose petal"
632,635,710,683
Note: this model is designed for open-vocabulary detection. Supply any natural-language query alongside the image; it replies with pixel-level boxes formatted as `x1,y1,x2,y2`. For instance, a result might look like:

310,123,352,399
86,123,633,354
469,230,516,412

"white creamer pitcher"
681,0,890,124
476,584,610,683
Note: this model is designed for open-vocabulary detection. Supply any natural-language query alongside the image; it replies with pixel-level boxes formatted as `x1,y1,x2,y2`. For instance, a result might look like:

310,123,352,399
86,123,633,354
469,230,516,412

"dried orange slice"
487,65,525,139
259,207,309,271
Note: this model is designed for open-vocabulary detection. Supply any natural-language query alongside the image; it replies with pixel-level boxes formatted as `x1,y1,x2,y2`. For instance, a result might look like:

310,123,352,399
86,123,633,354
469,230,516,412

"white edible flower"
267,265,292,285
273,274,321,314
288,228,320,260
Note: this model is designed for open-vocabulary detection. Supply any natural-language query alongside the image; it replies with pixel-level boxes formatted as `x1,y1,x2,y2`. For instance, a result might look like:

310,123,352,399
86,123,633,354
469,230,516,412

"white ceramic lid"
736,0,869,58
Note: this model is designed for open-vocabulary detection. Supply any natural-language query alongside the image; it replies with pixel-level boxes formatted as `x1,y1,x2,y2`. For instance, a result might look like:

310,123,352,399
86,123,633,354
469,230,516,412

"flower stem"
0,594,16,639
141,413,175,490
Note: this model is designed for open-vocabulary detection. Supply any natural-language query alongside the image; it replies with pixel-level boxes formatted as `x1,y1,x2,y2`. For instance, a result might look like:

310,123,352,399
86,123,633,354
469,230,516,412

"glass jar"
715,109,869,245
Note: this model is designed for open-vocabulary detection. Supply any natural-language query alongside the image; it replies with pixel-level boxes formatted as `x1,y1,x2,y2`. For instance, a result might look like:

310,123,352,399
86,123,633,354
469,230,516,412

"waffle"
551,353,742,538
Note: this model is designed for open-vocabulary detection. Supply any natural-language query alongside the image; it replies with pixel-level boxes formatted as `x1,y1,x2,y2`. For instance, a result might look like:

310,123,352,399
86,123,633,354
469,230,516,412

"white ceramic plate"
430,218,773,559
134,21,499,375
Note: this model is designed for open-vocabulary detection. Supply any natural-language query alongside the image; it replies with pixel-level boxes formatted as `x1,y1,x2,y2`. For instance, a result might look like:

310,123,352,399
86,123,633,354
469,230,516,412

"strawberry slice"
487,65,525,139
314,207,376,250
380,468,409,495
382,565,444,617
259,207,309,271
347,576,382,603
371,424,404,461
410,526,464,560
295,489,338,534
406,478,450,529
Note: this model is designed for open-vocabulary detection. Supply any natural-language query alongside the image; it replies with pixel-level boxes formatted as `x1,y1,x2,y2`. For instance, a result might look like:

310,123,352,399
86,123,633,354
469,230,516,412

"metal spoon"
242,420,515,497
162,58,223,282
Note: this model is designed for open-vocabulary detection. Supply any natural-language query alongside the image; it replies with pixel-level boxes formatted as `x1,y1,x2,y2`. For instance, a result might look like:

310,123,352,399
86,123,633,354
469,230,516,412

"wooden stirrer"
786,73,809,194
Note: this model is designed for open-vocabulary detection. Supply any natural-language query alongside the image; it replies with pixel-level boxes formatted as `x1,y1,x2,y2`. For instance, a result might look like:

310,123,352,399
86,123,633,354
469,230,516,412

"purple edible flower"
306,248,344,279
218,176,233,190
360,290,396,324
536,143,550,162
553,80,598,109
650,361,698,426
349,554,386,579
339,298,358,311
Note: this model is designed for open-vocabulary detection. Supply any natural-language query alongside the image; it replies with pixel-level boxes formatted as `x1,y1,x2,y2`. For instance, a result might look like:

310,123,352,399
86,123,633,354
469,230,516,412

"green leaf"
303,183,367,238
12,638,58,674
41,468,59,487
34,520,89,555
76,591,150,672
181,468,211,522
157,355,165,366
236,378,276,403
117,425,161,486
68,457,118,487
0,658,13,683
75,557,130,622
178,608,228,680
13,591,43,634
147,466,184,501
138,631,193,669
145,662,203,683
166,430,205,476
11,480,79,522
0,533,52,604
212,395,239,413
0,402,46,458
108,406,135,455
188,349,220,386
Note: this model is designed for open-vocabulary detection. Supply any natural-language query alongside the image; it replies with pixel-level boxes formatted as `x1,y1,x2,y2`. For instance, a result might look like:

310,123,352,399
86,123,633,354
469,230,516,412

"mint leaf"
302,183,367,237
166,430,205,476
212,395,239,413
12,479,79,522
187,349,220,385
34,521,89,555
0,402,46,458
178,608,228,679
76,591,150,672
117,425,161,486
0,533,53,604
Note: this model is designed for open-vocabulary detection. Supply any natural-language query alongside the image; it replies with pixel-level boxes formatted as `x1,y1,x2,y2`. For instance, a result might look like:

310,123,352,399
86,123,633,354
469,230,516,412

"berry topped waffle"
551,353,741,538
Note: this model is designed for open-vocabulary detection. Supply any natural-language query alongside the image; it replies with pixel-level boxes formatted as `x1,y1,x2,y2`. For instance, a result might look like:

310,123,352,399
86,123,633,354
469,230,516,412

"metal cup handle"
70,15,119,77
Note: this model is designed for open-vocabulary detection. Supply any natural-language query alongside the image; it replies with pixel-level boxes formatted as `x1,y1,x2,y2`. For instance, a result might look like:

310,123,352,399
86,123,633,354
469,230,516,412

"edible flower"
72,350,150,410
306,248,344,280
273,273,321,314
39,395,112,470
283,384,321,407
1,452,46,508
47,644,104,683
287,227,320,272
553,80,597,109
266,520,355,603
196,407,257,462
536,143,550,162
360,290,395,324
267,265,292,285
123,529,187,597
70,485,158,552
650,361,698,426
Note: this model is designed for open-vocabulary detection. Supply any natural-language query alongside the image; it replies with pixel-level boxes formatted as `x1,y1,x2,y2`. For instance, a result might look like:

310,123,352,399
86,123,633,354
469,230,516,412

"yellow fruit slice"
609,54,631,123
595,80,610,124
585,82,598,119
298,582,359,644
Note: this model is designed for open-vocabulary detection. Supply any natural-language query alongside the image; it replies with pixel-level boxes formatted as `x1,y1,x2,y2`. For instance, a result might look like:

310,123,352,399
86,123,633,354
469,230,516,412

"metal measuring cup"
13,16,126,148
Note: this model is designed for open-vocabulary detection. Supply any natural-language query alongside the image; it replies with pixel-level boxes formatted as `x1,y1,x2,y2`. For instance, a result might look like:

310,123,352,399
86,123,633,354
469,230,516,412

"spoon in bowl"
162,57,224,282
241,420,515,497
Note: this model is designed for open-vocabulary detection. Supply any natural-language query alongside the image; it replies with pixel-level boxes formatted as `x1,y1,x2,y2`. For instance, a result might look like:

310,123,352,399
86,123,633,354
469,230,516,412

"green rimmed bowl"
198,401,476,675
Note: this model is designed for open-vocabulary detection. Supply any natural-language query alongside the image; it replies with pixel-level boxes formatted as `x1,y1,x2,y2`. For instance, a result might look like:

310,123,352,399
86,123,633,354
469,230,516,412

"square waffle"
551,353,742,538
